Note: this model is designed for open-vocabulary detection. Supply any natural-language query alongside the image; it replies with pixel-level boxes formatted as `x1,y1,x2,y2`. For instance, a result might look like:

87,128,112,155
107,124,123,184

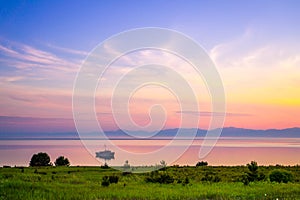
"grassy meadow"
1,165,300,200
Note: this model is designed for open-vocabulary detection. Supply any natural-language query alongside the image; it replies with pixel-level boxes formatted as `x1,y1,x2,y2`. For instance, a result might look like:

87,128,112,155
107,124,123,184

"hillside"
1,127,299,139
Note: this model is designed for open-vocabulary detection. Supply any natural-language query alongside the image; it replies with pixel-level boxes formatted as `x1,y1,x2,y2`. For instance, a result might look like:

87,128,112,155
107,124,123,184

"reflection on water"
0,138,299,166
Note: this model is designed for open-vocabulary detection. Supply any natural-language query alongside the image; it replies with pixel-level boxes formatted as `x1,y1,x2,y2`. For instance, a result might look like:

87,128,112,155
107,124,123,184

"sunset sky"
1,0,300,133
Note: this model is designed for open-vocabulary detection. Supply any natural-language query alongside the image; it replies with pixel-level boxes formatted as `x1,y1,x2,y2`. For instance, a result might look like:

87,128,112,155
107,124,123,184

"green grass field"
1,165,300,200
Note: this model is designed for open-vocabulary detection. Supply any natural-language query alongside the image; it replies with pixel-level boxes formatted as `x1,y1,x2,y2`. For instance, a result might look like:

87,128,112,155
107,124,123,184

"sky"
1,0,300,133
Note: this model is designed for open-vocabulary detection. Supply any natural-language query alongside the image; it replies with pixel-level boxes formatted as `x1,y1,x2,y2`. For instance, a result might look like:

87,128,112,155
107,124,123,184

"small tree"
54,156,70,166
160,160,167,168
123,160,130,169
30,152,51,166
246,161,259,181
243,161,265,185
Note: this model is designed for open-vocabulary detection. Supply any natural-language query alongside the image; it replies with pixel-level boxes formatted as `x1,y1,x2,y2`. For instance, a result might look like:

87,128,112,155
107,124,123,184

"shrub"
101,176,110,187
196,161,208,167
213,175,221,182
101,175,119,186
122,171,132,176
183,177,190,185
269,170,293,183
108,175,119,184
2,174,13,179
29,152,51,166
257,172,266,181
201,172,221,183
100,163,110,169
145,171,174,184
54,156,70,166
241,174,250,186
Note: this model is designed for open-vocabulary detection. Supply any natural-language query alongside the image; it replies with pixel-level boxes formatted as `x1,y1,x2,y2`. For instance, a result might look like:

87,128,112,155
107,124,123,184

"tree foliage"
242,161,265,185
29,152,51,166
247,161,258,173
54,156,70,166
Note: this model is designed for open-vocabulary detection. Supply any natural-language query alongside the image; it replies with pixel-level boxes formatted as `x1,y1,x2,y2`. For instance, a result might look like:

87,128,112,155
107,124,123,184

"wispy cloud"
176,111,251,117
0,39,85,119
209,27,300,70
8,94,36,103
0,39,90,92
45,43,89,56
0,41,79,72
0,76,25,83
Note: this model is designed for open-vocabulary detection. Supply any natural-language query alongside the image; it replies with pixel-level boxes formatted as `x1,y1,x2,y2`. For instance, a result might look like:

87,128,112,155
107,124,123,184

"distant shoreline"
1,127,300,139
1,136,300,140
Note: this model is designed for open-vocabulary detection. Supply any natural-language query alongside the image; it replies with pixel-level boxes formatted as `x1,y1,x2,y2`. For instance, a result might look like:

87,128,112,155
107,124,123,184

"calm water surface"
0,138,299,166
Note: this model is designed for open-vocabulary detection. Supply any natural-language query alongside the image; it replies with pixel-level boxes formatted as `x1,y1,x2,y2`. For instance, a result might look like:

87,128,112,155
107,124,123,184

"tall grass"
0,165,299,199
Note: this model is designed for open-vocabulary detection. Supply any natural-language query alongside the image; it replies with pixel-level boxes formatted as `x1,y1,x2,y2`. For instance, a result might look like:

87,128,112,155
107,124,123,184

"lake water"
0,138,299,167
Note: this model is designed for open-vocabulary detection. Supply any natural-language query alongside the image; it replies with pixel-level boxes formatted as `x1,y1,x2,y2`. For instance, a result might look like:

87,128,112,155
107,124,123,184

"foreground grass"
0,166,300,200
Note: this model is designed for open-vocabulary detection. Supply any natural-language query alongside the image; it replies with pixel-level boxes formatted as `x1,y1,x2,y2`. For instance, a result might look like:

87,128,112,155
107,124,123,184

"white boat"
95,146,115,161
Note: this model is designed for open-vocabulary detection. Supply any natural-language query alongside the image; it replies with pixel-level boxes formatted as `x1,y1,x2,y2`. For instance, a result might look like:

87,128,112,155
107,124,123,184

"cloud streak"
176,111,251,117
209,27,300,70
44,43,89,56
0,41,79,72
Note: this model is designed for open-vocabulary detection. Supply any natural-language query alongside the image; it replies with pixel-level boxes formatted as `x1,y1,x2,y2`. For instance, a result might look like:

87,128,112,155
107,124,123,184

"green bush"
183,177,190,185
145,171,174,184
196,161,208,167
241,174,250,186
101,176,110,187
201,172,221,183
100,163,110,169
108,175,119,184
101,175,119,186
269,170,293,183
